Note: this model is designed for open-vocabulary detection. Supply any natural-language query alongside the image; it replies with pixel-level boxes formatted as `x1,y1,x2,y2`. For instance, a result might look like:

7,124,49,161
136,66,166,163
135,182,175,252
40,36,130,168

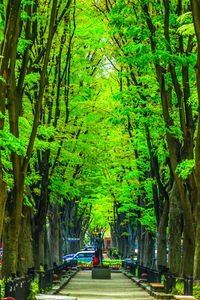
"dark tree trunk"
0,161,7,244
157,200,169,267
143,231,155,268
2,187,25,278
17,205,34,276
168,182,182,275
47,203,61,266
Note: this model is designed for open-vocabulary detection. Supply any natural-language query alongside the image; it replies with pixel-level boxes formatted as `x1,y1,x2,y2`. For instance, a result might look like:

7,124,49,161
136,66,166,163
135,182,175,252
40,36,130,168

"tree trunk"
48,204,60,266
138,225,146,266
0,160,7,244
137,221,143,265
17,205,34,276
33,228,45,270
2,186,24,278
168,182,182,275
194,202,200,279
143,231,155,268
44,227,51,268
59,226,63,264
0,0,22,260
157,200,169,267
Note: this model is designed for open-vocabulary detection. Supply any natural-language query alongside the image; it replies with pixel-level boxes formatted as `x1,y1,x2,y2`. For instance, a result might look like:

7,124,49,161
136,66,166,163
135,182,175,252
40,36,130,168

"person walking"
93,251,99,266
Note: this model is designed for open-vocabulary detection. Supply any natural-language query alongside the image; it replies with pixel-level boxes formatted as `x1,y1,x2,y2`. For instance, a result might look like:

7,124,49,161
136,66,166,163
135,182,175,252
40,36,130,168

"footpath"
58,270,154,300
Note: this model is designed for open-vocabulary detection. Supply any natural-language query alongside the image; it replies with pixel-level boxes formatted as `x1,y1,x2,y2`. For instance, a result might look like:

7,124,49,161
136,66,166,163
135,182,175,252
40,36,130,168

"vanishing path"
58,270,154,300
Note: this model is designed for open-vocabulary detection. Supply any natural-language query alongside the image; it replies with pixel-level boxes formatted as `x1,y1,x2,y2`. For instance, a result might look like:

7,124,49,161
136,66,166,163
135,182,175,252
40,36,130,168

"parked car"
63,253,75,261
71,251,95,263
83,245,95,251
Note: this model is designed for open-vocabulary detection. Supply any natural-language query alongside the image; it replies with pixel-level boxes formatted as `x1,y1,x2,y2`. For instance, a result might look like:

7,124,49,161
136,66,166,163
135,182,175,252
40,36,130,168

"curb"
48,269,79,295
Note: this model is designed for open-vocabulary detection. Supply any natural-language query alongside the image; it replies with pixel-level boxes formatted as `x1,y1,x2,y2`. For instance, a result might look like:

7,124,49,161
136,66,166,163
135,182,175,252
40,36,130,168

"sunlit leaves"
0,130,26,155
176,159,195,180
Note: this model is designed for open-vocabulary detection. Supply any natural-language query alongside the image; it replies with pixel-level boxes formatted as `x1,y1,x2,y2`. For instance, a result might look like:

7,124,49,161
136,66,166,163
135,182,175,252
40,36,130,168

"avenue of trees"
1,0,200,282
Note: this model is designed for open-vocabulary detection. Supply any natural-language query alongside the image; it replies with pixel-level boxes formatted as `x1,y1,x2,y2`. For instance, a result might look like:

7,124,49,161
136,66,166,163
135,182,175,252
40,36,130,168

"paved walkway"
58,271,154,299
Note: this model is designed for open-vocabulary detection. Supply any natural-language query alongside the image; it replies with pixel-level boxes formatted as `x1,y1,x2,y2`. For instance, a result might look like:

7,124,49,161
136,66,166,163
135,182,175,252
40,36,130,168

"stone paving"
58,270,154,300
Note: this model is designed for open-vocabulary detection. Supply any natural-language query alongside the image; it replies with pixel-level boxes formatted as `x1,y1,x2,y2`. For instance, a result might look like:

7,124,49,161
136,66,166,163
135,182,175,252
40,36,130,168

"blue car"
71,251,95,264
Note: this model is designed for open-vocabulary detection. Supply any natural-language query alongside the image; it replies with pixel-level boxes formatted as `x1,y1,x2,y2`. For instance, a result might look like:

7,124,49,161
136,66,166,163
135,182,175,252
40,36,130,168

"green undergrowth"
192,285,200,299
171,282,184,295
27,277,39,300
170,281,200,299
0,279,5,298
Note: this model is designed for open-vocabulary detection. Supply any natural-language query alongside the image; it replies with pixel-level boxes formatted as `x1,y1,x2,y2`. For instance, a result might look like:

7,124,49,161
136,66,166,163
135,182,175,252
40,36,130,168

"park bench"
52,273,61,284
173,296,197,300
150,283,165,292
139,272,148,282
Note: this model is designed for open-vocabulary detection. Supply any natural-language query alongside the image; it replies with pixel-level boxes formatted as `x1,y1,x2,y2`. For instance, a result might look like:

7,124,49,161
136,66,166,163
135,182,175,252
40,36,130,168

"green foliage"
140,207,157,233
27,277,40,300
171,281,184,295
0,130,26,155
193,285,200,300
0,279,5,298
176,159,195,180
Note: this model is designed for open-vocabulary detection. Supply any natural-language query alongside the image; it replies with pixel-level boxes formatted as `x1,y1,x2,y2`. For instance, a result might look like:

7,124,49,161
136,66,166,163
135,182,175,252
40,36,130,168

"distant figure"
96,233,104,264
130,254,134,264
93,251,99,266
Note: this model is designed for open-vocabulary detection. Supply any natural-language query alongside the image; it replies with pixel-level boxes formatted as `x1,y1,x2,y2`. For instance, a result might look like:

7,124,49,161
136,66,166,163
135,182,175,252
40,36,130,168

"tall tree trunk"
168,182,182,275
143,231,155,268
0,160,7,244
48,203,60,266
138,225,146,266
33,228,45,270
2,186,25,278
157,200,169,267
17,205,34,276
194,202,200,279
0,0,22,252
44,227,51,268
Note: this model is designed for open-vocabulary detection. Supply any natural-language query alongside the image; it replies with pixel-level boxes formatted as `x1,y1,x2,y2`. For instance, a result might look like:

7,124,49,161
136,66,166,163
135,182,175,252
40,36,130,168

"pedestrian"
93,251,99,266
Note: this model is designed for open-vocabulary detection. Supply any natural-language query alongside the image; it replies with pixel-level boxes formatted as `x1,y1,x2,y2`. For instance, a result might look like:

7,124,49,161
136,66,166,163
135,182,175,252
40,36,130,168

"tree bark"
0,160,7,245
47,203,60,266
0,0,22,249
143,231,155,268
17,205,34,276
2,186,25,277
168,182,182,275
157,200,169,267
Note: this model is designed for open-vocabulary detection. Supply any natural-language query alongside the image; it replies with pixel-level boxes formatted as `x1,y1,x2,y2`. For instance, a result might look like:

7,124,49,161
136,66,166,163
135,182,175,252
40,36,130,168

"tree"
1,0,72,277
